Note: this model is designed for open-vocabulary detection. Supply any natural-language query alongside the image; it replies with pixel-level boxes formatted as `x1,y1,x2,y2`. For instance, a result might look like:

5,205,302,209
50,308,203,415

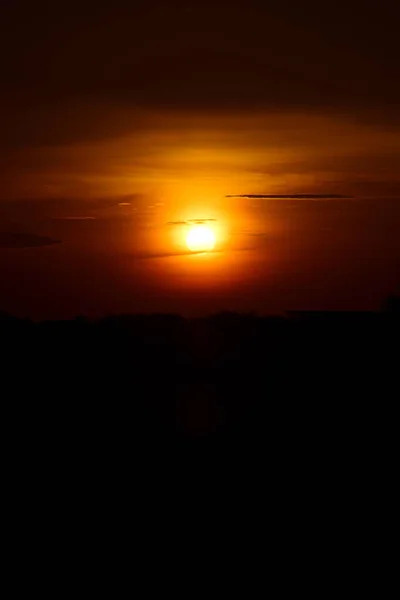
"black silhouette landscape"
2,302,398,455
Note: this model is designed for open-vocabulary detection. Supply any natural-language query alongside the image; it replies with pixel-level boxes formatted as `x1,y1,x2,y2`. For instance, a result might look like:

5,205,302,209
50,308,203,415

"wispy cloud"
52,216,96,221
241,232,268,238
188,219,217,224
133,249,222,260
167,219,217,226
0,232,61,248
226,194,353,200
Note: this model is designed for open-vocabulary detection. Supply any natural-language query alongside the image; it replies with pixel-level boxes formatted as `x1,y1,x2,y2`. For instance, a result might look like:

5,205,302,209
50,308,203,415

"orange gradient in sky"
2,108,398,317
8,110,400,203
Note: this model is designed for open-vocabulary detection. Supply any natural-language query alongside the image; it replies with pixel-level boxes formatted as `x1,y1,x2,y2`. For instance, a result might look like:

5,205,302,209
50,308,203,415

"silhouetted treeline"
1,300,399,460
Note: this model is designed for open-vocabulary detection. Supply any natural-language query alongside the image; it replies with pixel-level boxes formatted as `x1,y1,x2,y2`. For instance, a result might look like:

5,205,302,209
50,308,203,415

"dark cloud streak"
133,249,222,260
0,232,61,248
227,194,354,200
167,219,217,226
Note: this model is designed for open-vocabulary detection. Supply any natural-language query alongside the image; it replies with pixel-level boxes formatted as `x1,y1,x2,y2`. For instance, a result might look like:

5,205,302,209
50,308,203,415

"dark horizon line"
1,302,398,324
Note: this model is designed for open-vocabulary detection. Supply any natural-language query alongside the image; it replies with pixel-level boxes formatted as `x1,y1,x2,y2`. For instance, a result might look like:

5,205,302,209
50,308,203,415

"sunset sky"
1,1,399,317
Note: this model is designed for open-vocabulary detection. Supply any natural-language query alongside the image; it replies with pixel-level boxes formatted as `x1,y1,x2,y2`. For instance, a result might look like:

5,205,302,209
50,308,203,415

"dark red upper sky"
1,1,399,136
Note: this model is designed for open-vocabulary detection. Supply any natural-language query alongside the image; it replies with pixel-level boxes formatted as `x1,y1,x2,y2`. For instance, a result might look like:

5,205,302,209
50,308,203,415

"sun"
186,225,216,253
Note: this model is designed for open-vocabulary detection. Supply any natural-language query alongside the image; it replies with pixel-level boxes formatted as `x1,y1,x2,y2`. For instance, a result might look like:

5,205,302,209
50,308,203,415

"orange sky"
1,108,400,318
1,1,399,317
2,110,400,203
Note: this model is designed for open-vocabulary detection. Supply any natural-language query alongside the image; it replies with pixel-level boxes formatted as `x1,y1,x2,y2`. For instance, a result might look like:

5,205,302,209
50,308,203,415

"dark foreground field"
2,300,399,559
2,300,398,455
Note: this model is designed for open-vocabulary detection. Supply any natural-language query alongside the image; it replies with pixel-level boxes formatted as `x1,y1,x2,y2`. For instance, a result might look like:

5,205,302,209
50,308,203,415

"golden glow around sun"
186,225,216,252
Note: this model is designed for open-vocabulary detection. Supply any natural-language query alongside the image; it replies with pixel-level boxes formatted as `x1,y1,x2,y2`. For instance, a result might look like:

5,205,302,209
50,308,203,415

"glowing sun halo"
186,225,216,253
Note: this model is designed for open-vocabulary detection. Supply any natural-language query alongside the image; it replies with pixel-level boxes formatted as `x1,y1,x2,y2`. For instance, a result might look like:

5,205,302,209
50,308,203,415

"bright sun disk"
186,225,216,252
